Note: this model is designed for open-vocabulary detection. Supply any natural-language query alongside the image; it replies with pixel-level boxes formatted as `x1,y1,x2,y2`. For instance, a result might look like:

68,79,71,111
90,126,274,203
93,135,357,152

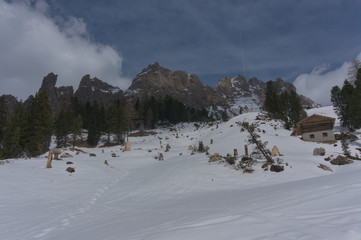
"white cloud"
0,0,130,100
293,52,361,106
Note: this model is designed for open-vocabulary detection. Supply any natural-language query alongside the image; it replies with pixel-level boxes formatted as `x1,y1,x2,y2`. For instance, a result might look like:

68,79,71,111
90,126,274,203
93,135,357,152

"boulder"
270,165,284,172
318,164,333,172
209,153,223,162
271,145,280,156
330,155,353,165
61,152,73,158
66,167,75,173
313,147,325,156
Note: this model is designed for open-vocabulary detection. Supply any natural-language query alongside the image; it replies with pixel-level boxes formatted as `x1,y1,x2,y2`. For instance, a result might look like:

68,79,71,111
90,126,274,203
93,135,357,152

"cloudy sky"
1,0,361,105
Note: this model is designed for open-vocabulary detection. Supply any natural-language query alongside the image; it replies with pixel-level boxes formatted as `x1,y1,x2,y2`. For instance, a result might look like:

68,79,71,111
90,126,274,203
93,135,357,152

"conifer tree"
1,102,26,159
24,91,53,157
55,109,73,147
0,96,7,146
70,114,83,147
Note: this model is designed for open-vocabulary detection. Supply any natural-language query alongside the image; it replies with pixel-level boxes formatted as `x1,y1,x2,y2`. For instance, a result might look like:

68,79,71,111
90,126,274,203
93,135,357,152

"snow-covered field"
1,106,361,240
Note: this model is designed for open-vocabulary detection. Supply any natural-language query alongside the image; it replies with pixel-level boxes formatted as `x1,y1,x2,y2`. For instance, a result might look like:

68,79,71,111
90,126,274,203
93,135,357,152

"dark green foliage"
23,91,53,157
263,81,304,129
264,81,280,117
192,141,209,154
106,101,126,143
198,141,205,152
1,102,27,159
0,96,7,146
137,95,211,128
71,115,83,147
55,109,73,147
340,132,351,156
224,154,236,165
331,72,361,131
86,101,103,146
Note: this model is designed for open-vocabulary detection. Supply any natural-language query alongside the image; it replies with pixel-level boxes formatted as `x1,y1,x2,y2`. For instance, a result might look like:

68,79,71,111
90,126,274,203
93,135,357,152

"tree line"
0,92,211,159
263,81,305,129
331,60,361,131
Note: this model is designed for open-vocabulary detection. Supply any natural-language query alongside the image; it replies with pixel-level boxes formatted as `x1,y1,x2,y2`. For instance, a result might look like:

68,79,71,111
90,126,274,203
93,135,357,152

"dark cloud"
2,0,361,100
0,0,130,100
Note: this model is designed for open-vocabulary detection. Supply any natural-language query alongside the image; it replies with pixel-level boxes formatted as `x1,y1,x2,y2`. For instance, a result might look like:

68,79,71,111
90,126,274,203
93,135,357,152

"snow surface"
1,106,361,240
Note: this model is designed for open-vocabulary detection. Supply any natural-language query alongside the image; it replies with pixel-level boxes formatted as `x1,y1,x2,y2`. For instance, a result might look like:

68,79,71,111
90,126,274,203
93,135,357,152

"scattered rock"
324,157,331,161
243,169,255,174
61,152,73,158
165,144,171,152
271,145,280,156
313,147,326,156
179,153,183,155
148,149,152,153
158,153,164,161
66,161,73,165
53,148,62,160
111,153,117,157
188,145,193,151
125,141,131,151
89,153,96,157
330,155,353,165
66,167,75,173
104,160,109,166
209,153,223,162
261,161,272,169
318,164,333,172
270,165,284,172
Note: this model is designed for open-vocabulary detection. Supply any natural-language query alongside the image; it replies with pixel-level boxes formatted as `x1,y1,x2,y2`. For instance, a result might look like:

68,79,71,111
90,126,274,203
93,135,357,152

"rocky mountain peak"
37,73,73,116
40,72,57,92
74,74,123,106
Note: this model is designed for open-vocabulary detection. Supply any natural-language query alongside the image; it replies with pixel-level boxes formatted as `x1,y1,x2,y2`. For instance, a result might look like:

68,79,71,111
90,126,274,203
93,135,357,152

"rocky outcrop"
0,94,18,122
125,63,214,109
74,74,124,106
39,73,73,116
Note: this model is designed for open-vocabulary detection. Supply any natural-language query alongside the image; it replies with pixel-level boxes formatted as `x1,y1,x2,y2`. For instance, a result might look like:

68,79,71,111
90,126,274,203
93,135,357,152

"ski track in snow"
1,106,361,240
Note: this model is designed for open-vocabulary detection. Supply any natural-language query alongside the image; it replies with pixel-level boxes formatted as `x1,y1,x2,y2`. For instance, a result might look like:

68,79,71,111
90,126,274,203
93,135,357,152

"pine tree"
55,109,73,147
86,101,102,146
348,58,361,83
70,114,83,147
238,121,273,163
1,102,27,159
24,91,53,157
0,96,7,146
263,81,280,117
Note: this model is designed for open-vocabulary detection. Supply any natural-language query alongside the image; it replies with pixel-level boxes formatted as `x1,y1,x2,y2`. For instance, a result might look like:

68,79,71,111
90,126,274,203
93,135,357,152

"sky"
1,0,361,105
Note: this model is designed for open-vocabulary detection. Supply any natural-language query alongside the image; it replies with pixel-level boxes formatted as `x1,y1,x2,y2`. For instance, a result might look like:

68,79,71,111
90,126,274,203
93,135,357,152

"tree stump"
125,141,131,151
234,149,238,157
46,150,53,168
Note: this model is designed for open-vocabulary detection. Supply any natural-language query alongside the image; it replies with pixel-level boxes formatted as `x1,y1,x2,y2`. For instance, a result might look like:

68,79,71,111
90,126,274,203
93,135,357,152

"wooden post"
234,149,238,157
210,139,213,145
46,150,53,168
244,145,248,157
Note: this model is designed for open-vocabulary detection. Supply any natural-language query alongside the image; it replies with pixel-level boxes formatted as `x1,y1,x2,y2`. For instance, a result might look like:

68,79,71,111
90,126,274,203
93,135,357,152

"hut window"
322,132,328,137
310,134,315,139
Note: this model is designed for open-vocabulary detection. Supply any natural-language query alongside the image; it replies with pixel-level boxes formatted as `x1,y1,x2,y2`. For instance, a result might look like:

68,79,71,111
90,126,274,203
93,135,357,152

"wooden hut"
291,114,336,142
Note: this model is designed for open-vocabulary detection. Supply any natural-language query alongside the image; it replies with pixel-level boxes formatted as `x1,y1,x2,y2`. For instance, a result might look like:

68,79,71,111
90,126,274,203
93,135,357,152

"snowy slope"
1,106,361,240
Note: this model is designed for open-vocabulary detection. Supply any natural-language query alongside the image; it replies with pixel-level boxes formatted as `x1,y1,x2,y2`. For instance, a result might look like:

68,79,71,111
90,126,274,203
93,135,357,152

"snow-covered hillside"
1,106,361,240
